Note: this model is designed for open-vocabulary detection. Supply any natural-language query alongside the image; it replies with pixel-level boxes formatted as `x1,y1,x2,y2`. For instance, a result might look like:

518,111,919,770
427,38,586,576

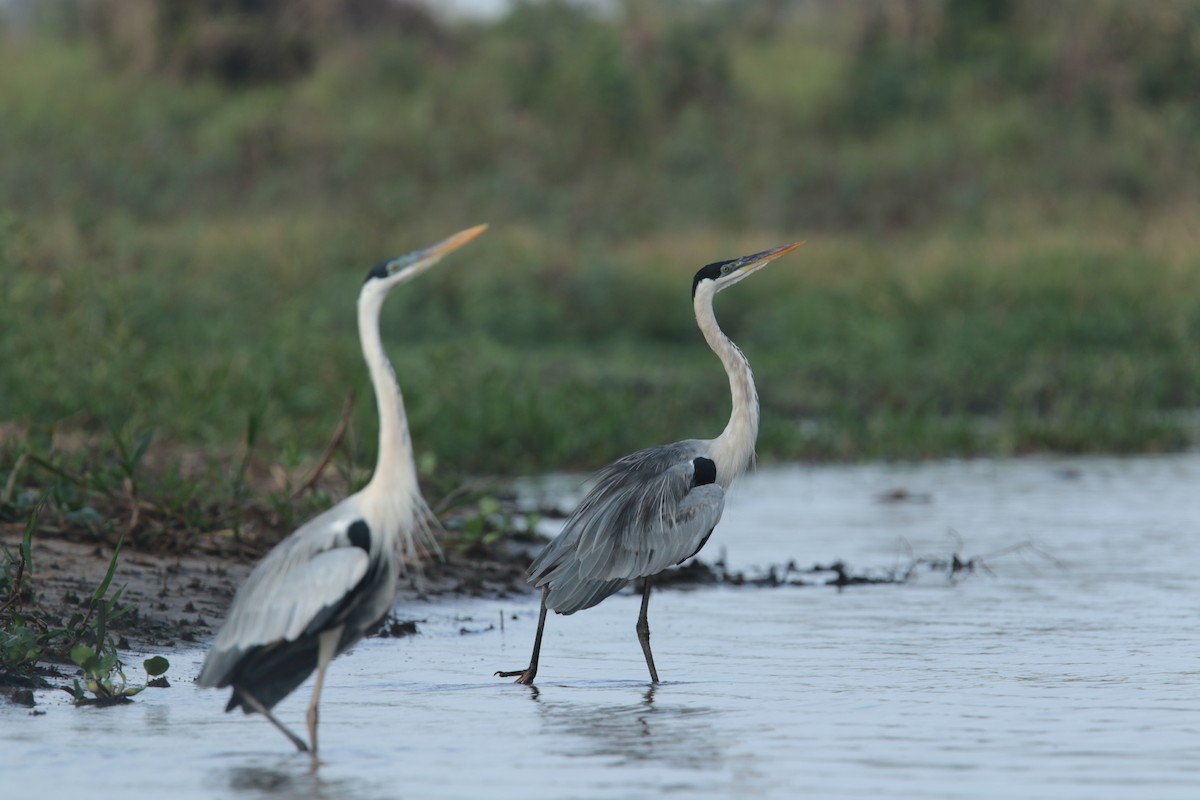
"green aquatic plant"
66,645,171,706
60,537,174,705
0,501,45,680
0,493,173,698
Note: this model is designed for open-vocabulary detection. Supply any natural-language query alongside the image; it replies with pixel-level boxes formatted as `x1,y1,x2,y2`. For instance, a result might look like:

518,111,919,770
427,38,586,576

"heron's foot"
494,668,536,685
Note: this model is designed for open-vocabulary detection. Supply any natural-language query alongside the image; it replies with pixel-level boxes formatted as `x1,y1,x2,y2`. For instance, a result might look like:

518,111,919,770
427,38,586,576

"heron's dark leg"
306,628,340,756
495,585,549,685
238,689,309,752
636,576,660,683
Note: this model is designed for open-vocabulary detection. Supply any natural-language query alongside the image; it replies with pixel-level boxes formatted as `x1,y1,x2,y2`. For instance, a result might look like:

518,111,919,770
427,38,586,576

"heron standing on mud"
496,240,802,685
197,225,487,754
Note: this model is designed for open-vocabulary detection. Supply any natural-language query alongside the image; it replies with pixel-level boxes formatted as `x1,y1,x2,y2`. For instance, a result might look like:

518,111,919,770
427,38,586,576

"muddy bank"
0,530,534,658
1,493,1020,686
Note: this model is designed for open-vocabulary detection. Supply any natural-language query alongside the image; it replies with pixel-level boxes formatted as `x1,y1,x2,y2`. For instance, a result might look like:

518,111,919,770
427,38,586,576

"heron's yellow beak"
369,224,488,286
722,240,804,284
424,224,489,260
743,240,804,268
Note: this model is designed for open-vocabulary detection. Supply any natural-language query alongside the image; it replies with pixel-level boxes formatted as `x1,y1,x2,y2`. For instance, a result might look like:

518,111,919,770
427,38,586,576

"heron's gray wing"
530,441,725,614
197,502,371,687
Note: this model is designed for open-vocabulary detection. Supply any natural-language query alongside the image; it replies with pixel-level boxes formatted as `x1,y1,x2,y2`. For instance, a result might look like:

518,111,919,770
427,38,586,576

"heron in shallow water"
197,224,487,754
496,240,802,685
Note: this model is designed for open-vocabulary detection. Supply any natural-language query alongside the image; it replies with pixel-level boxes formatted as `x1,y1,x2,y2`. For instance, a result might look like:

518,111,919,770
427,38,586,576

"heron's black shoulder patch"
364,261,390,284
692,456,717,487
347,520,371,552
692,260,733,298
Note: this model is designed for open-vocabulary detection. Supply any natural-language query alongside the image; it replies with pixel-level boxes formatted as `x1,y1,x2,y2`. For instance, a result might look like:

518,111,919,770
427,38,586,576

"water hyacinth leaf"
144,656,169,677
69,643,97,670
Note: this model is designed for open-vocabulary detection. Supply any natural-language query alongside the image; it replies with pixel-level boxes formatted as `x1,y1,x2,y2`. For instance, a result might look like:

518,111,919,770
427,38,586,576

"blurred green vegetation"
3,0,1200,488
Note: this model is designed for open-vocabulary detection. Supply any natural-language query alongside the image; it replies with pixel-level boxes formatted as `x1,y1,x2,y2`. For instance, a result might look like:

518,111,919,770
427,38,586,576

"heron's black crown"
364,261,391,284
692,260,733,298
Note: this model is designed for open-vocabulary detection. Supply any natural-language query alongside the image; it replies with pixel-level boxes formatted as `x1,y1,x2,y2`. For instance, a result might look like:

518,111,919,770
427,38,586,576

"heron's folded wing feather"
649,483,724,572
531,441,725,586
210,544,370,653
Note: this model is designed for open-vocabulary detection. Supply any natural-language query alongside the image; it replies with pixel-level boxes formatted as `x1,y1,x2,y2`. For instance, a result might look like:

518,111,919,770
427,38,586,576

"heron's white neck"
355,285,424,551
694,288,759,488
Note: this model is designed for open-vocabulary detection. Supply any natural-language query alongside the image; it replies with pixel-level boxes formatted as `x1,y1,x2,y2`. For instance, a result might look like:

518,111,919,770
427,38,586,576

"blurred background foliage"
2,0,1200,478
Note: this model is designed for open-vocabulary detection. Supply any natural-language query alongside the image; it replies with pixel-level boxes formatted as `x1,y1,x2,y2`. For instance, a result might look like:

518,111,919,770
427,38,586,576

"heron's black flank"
692,457,717,487
347,520,371,552
692,261,731,298
226,638,320,712
364,261,390,283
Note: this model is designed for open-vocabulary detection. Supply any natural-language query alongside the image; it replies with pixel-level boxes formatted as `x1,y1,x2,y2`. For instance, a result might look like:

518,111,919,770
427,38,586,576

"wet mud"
0,533,534,656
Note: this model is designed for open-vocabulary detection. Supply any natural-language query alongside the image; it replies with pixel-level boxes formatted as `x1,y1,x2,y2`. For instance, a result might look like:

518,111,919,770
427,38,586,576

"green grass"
3,2,1200,488
4,216,1199,479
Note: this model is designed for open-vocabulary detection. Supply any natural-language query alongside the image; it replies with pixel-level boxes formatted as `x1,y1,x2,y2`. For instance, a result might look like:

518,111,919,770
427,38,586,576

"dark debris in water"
65,691,134,707
0,670,52,690
369,614,422,639
652,537,1063,591
876,487,933,504
456,616,496,635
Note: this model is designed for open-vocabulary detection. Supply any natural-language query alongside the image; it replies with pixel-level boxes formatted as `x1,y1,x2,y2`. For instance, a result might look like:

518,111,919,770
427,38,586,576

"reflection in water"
531,684,724,769
143,702,171,733
223,758,390,800
228,764,302,795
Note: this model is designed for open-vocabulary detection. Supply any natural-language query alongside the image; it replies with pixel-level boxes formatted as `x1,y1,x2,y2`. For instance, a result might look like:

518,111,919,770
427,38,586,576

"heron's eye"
720,264,731,275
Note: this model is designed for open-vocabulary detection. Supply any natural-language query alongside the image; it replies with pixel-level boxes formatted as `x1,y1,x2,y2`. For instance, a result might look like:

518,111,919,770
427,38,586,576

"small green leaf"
94,594,107,651
131,430,155,471
143,656,169,677
69,643,96,668
91,537,124,605
26,454,85,487
245,403,264,448
21,498,43,573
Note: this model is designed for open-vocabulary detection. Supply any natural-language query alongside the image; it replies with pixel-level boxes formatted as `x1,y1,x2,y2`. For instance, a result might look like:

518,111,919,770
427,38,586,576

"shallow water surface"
5,456,1199,799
